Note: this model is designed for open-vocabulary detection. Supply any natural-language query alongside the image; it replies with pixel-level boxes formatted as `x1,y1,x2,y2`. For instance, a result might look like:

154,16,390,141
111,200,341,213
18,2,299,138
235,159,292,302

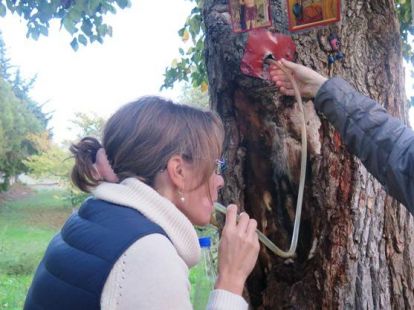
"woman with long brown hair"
24,96,259,309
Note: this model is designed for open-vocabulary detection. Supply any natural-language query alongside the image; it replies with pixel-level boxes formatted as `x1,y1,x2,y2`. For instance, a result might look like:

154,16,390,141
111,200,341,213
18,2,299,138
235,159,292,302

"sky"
0,1,413,144
0,0,193,143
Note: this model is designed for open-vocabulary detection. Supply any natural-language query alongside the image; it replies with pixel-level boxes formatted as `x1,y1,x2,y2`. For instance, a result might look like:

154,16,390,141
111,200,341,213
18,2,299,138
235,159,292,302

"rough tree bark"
203,0,414,308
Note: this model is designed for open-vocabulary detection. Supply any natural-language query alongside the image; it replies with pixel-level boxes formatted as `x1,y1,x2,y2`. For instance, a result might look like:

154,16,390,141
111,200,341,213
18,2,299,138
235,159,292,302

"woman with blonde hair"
24,96,259,309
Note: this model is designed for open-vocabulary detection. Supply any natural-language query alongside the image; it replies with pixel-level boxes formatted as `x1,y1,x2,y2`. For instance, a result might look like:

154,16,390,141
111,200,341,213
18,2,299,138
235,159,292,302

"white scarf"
91,177,201,267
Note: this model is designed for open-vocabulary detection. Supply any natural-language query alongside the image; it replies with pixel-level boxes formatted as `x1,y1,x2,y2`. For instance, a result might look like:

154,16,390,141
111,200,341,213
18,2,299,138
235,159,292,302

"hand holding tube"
215,204,260,296
269,58,327,98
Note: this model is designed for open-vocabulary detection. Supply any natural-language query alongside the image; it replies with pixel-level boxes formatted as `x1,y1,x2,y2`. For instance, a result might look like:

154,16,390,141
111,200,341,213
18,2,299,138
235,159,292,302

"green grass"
0,186,219,309
0,187,72,310
0,275,32,310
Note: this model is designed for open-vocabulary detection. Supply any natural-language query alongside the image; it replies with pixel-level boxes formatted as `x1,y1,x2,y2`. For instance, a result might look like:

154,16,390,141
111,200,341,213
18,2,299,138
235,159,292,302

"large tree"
0,33,50,190
4,0,414,307
0,78,45,189
203,0,413,309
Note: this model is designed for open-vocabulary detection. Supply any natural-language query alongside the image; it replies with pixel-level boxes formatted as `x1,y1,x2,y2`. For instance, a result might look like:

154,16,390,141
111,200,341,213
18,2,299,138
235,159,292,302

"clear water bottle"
192,236,217,310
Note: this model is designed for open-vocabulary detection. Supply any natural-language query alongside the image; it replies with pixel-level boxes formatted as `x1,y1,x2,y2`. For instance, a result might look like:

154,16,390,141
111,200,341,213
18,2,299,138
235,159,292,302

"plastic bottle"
192,236,217,310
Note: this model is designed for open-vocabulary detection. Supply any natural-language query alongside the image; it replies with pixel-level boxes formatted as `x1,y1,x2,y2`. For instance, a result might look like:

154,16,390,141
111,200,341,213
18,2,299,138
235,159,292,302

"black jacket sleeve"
314,77,414,212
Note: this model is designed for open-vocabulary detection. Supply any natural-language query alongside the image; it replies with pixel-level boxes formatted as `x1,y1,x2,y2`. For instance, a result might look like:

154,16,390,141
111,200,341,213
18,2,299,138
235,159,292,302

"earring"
178,190,185,203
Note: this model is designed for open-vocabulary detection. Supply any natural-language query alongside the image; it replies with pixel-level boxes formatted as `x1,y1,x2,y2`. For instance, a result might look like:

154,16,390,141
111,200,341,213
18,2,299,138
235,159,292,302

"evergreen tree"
0,33,49,190
0,32,11,81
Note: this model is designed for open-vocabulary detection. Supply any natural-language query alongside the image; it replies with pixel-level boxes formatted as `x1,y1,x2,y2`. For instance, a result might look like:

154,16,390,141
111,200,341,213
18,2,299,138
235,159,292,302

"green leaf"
78,34,87,46
5,0,15,11
0,3,6,17
62,17,78,35
81,18,93,37
86,0,101,15
39,25,49,36
178,27,185,37
196,38,204,50
101,2,117,14
30,28,40,40
163,2,207,89
115,0,129,9
70,38,79,51
191,7,201,15
96,23,108,37
66,5,83,24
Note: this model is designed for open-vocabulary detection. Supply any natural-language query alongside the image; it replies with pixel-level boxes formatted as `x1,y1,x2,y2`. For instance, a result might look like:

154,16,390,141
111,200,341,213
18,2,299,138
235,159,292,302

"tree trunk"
203,0,414,308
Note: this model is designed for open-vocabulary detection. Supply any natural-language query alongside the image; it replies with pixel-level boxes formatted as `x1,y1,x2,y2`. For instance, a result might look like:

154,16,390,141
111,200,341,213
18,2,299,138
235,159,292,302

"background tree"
0,31,11,80
23,131,72,180
0,78,45,190
68,111,105,140
0,34,49,190
24,111,105,206
162,2,206,90
201,0,414,309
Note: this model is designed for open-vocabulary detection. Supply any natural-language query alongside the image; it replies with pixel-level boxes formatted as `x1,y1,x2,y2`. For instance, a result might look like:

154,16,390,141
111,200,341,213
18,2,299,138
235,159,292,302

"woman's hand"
269,58,327,98
215,204,260,296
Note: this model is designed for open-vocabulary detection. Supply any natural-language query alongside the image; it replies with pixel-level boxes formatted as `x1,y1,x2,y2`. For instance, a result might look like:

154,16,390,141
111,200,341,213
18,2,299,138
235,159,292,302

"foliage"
0,0,132,50
10,69,36,101
9,69,51,128
65,111,105,205
178,83,210,108
23,143,85,207
0,33,50,190
0,79,45,189
24,111,105,182
396,0,414,106
23,142,73,180
0,35,51,129
161,0,207,91
0,32,11,80
24,111,105,207
24,111,105,206
25,131,51,153
69,111,105,140
62,188,89,208
22,142,87,208
396,0,414,63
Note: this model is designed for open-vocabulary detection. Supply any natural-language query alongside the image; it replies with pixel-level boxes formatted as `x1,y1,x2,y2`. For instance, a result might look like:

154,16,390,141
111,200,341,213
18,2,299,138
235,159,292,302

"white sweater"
91,178,248,310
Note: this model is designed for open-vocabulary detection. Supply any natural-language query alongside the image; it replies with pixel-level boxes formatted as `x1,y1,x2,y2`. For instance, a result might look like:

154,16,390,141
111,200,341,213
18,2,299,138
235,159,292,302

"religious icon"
287,0,341,32
229,0,272,33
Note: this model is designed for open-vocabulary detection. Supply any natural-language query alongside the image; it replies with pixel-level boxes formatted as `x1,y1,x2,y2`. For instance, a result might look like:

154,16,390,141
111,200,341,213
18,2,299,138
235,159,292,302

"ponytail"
70,137,102,192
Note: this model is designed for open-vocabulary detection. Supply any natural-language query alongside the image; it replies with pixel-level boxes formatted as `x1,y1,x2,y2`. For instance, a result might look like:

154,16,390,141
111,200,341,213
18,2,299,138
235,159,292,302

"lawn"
0,184,218,309
0,187,72,310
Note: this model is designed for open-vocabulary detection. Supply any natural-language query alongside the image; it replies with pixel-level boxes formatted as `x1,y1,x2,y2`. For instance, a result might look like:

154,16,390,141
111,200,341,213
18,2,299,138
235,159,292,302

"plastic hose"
214,60,307,258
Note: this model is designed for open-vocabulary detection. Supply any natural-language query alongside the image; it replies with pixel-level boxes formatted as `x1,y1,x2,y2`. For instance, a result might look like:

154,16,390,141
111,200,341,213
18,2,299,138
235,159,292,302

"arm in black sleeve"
314,77,414,212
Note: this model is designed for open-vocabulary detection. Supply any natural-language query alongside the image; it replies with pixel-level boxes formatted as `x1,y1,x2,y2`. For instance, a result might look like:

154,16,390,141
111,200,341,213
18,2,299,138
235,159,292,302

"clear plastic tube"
214,202,297,258
214,61,307,258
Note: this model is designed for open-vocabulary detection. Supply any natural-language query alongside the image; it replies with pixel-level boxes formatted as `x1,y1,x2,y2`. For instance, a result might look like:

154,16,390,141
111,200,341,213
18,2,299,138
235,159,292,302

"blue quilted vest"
24,198,168,310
